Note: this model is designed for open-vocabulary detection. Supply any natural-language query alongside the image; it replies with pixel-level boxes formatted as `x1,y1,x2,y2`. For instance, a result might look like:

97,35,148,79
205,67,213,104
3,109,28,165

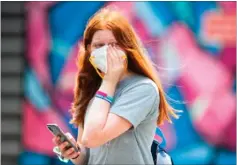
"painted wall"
20,2,236,165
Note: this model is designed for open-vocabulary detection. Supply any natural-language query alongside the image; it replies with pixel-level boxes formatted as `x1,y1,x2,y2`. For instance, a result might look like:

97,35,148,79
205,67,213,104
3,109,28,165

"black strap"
151,141,158,165
151,141,174,165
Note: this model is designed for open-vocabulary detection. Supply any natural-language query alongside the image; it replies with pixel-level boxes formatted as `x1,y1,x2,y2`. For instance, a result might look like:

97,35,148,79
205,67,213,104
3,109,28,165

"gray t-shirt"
86,74,160,165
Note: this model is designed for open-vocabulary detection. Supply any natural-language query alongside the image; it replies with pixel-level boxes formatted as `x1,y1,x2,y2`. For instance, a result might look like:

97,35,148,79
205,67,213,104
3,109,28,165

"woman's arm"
81,81,158,148
81,80,132,147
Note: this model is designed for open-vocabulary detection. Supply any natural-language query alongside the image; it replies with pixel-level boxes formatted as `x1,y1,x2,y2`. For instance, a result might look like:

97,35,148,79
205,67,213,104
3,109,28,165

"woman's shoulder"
132,74,157,87
120,74,159,94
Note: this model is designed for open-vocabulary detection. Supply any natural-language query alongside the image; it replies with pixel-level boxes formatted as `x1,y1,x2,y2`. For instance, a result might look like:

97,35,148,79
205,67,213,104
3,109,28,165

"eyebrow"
92,39,117,43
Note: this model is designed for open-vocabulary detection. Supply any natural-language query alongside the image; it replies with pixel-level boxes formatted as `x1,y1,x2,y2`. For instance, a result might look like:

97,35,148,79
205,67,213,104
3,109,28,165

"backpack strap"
152,128,174,165
154,127,167,148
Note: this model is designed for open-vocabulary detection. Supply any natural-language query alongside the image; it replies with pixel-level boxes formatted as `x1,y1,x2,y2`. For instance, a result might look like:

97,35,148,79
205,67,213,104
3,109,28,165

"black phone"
47,124,80,152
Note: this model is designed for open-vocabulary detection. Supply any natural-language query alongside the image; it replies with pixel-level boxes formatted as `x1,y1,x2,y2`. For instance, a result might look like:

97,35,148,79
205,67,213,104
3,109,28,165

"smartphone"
47,124,80,152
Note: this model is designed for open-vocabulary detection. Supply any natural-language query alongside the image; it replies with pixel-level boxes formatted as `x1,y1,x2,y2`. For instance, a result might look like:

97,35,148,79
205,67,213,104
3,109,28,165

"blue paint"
166,83,202,148
169,142,215,164
233,78,236,93
215,150,236,165
19,151,51,165
48,2,105,84
24,68,51,111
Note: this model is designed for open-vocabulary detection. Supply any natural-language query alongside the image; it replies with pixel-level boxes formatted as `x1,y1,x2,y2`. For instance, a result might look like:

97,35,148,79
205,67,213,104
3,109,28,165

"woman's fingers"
61,146,80,159
58,141,69,153
52,133,80,160
109,46,123,66
114,47,124,64
111,45,120,62
52,136,61,145
112,47,125,69
68,150,80,159
107,46,114,68
69,152,80,159
52,137,57,145
104,45,126,82
62,147,74,156
111,46,121,64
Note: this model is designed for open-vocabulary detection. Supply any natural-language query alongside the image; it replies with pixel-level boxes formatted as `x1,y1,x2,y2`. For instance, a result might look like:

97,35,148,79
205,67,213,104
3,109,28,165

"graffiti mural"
20,2,236,165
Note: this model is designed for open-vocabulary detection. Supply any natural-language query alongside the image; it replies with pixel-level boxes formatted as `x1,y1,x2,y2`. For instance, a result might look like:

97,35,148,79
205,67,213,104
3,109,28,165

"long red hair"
70,8,178,127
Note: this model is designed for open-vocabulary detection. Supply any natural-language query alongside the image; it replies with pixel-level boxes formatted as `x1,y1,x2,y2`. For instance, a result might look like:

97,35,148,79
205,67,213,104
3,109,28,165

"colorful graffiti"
20,2,236,165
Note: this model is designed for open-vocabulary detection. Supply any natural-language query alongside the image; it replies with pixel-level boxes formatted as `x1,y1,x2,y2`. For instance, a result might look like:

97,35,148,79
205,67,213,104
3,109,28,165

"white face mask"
89,45,126,78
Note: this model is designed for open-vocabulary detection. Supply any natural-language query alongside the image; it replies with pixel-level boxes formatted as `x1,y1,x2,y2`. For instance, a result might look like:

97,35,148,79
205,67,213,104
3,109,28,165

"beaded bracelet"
95,91,114,104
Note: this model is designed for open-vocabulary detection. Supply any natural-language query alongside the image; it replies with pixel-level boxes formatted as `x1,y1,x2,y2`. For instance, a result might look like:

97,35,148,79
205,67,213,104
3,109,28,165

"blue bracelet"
95,94,114,104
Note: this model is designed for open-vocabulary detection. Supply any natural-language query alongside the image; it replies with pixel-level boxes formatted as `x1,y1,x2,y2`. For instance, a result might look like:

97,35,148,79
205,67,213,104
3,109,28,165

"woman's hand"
103,45,126,85
52,133,80,160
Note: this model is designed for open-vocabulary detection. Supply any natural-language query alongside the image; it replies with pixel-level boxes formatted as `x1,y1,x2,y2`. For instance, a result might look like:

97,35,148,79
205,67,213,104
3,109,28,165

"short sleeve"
110,83,159,129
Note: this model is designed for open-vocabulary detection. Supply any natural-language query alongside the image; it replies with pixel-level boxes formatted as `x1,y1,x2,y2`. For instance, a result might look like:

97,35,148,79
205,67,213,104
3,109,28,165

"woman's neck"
119,70,134,82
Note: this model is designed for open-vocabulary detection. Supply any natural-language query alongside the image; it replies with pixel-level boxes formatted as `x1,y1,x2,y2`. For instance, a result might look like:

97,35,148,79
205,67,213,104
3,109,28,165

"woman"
53,8,177,165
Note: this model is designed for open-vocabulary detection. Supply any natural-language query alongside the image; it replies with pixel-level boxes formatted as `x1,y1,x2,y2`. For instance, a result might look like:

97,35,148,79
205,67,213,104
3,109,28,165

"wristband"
53,146,69,163
72,145,81,159
72,154,80,160
95,91,114,104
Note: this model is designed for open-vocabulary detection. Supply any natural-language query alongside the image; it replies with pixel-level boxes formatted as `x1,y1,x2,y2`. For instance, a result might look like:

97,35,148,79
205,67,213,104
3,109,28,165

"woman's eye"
94,43,104,48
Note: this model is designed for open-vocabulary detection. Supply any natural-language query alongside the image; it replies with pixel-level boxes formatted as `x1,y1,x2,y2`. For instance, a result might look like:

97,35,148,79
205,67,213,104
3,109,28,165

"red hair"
70,8,178,127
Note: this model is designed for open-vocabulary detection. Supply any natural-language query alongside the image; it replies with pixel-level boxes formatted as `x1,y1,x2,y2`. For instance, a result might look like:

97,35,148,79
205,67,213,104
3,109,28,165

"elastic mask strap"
89,57,105,78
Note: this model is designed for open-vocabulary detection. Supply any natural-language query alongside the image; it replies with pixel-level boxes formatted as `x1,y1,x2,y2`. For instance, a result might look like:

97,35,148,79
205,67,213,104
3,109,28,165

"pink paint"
221,116,236,151
106,2,135,22
220,46,236,74
154,122,177,151
178,53,232,104
155,25,183,86
26,4,53,90
26,2,56,9
159,24,236,148
166,23,196,57
51,92,73,115
159,123,177,151
166,24,232,104
132,17,152,42
202,11,236,46
154,134,162,141
56,45,79,92
218,2,236,14
22,101,71,155
52,45,79,114
191,90,236,146
25,1,59,90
